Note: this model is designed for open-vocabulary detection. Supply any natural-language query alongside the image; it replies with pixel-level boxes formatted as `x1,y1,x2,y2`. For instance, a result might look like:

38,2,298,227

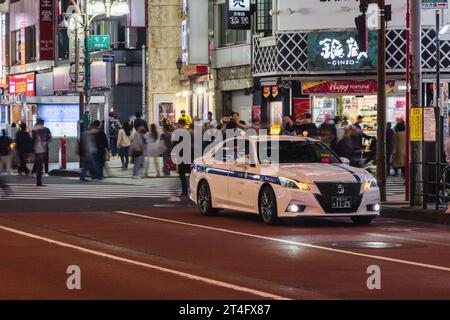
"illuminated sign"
8,73,35,96
308,31,377,71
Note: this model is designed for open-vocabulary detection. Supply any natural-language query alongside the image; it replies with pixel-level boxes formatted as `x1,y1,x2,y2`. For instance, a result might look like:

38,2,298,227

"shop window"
10,25,36,65
218,3,247,47
256,0,272,36
11,30,22,66
25,25,36,63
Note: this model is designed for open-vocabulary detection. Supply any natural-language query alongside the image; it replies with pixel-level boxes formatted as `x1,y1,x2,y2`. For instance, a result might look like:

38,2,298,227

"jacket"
392,131,406,168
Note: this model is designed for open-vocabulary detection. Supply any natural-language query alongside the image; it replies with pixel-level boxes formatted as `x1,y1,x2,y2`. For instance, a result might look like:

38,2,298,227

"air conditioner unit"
0,0,9,14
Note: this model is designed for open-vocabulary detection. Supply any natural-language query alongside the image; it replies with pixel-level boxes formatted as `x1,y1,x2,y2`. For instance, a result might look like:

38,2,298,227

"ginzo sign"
226,0,251,30
308,31,378,72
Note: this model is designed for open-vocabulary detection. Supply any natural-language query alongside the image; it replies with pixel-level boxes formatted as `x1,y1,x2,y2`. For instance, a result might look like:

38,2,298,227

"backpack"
109,120,119,137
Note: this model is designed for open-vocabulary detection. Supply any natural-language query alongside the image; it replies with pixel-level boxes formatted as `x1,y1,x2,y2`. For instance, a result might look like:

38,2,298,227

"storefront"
302,80,407,137
8,73,36,128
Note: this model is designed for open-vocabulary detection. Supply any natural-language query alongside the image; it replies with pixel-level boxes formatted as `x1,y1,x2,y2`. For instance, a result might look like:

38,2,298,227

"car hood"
260,163,370,183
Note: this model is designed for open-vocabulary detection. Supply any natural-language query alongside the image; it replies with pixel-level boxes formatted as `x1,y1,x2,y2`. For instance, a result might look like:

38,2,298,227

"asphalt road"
1,177,450,300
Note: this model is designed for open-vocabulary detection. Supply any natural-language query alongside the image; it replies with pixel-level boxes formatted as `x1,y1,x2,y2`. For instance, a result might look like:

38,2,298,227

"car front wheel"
351,216,376,225
197,181,220,216
259,186,278,225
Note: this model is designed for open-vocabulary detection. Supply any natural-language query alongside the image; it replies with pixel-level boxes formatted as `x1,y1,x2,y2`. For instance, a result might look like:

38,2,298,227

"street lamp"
176,57,183,75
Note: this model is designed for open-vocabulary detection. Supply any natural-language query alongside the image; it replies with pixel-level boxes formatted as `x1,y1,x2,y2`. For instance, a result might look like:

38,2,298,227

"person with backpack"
108,112,121,160
15,123,32,176
31,119,50,187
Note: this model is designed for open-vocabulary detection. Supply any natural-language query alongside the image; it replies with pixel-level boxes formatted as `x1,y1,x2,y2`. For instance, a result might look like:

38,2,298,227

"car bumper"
273,186,381,218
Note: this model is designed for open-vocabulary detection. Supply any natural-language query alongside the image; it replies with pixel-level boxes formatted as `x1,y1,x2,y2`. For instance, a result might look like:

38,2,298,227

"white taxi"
189,136,381,225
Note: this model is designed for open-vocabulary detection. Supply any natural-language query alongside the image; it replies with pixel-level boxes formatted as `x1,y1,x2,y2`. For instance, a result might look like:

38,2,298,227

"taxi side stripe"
332,164,362,183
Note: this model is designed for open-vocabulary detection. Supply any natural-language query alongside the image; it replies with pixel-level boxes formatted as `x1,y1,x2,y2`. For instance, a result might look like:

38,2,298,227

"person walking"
130,125,147,179
319,116,338,151
172,119,193,197
205,111,218,129
144,124,161,177
10,123,18,141
298,113,318,138
282,115,298,136
15,123,32,176
93,120,110,179
392,120,407,177
160,124,173,176
31,120,52,177
79,124,101,182
31,119,50,187
133,111,149,132
386,122,395,176
117,121,133,170
108,112,121,160
0,130,12,175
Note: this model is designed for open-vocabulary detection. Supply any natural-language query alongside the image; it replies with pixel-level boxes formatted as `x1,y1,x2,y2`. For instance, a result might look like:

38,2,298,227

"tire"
259,185,278,225
351,216,376,225
197,181,220,216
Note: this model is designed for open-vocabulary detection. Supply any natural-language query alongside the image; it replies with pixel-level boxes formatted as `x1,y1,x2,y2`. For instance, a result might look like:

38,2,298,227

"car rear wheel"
197,181,219,216
259,186,278,225
351,216,376,225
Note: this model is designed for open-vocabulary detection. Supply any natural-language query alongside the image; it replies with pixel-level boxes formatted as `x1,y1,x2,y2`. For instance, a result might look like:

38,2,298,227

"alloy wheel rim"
261,191,273,221
198,185,210,213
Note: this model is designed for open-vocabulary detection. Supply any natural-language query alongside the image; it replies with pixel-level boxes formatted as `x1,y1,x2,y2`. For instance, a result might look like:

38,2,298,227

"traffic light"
355,14,368,52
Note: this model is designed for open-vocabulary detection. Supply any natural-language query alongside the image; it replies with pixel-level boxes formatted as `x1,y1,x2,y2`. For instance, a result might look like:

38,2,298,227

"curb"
381,205,450,225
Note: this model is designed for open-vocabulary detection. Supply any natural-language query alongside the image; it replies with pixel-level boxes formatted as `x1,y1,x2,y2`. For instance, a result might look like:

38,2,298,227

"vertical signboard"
226,0,251,30
40,0,55,60
187,0,209,65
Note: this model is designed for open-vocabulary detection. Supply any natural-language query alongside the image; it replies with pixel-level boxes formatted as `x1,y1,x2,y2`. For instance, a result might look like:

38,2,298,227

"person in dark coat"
15,123,32,176
92,120,110,179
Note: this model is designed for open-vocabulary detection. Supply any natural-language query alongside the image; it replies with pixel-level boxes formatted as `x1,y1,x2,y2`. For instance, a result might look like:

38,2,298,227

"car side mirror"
340,157,351,166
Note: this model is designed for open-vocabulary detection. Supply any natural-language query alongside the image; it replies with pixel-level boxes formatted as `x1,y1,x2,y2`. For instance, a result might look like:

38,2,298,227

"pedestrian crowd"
0,109,406,197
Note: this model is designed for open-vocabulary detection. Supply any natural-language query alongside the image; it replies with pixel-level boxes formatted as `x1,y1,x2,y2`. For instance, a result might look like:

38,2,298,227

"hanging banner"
410,108,423,142
301,80,395,95
40,0,55,61
271,86,279,98
263,86,271,98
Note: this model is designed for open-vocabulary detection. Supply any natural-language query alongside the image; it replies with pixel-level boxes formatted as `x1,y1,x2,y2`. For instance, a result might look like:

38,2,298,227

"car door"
228,138,258,211
206,139,234,206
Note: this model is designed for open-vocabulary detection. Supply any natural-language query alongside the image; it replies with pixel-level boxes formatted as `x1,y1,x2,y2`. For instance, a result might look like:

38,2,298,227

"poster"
159,102,175,127
39,104,79,137
424,107,436,142
252,106,261,123
293,98,310,123
410,108,423,142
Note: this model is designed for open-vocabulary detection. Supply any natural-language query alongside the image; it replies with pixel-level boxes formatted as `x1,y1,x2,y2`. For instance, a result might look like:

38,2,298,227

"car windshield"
257,140,341,164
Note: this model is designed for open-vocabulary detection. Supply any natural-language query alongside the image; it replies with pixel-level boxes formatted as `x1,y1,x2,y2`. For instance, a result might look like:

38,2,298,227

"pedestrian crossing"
0,182,182,201
386,178,406,196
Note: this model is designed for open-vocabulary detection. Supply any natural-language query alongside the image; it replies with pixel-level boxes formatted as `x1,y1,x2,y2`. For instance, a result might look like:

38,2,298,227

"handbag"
165,158,177,171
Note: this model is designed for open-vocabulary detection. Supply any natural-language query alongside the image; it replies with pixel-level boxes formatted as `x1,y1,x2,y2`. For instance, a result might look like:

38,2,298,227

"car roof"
245,135,318,142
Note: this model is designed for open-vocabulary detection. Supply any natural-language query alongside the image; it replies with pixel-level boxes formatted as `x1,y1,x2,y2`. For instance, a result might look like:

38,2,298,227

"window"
218,3,247,47
256,0,272,36
11,25,36,65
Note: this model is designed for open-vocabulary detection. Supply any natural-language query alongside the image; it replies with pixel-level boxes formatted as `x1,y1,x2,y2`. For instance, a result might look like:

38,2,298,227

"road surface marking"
0,224,290,300
115,211,450,273
365,232,450,247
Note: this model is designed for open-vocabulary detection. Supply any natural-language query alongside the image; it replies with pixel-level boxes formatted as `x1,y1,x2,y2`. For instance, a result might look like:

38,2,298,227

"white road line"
0,224,290,300
365,232,450,248
115,211,450,273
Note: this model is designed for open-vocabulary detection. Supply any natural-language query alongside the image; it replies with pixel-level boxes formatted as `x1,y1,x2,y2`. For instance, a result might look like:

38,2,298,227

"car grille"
314,182,363,214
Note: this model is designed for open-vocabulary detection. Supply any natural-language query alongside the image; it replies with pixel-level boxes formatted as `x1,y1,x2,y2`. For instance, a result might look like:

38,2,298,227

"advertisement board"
308,31,378,72
9,73,35,96
39,104,79,137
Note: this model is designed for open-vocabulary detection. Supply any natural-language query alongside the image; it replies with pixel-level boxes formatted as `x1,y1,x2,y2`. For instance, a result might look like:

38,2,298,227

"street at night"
1,0,450,314
0,175,449,301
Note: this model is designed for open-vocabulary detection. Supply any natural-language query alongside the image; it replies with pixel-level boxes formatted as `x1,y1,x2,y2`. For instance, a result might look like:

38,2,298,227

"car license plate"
331,197,352,209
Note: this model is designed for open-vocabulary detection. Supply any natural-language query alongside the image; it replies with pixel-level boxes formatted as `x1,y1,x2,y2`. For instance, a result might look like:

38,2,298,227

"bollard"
60,137,67,170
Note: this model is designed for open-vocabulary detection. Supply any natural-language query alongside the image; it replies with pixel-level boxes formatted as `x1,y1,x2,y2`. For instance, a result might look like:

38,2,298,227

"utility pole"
410,0,422,206
377,0,387,202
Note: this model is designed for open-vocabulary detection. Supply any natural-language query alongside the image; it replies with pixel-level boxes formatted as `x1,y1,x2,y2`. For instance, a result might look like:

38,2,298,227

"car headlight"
279,177,311,191
363,178,378,191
